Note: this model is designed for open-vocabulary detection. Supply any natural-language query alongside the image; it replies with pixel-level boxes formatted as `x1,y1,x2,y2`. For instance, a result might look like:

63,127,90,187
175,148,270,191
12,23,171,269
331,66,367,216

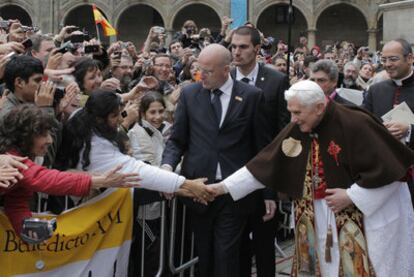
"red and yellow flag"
92,4,117,36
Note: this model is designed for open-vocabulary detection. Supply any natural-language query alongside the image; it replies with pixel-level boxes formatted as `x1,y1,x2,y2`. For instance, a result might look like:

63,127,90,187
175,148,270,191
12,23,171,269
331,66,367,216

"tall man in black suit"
162,44,265,277
230,26,290,277
363,38,414,201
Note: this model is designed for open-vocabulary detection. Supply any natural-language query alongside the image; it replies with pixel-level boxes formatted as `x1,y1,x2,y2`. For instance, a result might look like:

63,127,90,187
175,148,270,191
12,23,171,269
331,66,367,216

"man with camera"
0,55,60,166
30,34,55,67
108,52,134,93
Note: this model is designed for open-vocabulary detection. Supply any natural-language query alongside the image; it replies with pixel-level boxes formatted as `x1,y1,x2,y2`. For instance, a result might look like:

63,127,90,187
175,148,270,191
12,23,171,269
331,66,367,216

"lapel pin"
235,96,243,102
261,77,265,81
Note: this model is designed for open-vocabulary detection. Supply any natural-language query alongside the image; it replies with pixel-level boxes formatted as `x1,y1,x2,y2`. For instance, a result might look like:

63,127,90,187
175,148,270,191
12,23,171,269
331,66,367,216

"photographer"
29,34,55,66
0,55,62,167
353,45,371,69
168,40,193,78
143,26,167,54
174,20,199,49
107,52,134,93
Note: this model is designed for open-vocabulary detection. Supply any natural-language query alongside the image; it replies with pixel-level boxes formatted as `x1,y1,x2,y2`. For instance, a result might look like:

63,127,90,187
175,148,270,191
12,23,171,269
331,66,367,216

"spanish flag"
92,4,117,36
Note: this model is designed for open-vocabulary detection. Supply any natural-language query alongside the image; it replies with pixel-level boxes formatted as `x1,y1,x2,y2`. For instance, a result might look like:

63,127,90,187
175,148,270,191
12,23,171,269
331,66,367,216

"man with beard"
341,61,362,90
110,54,134,93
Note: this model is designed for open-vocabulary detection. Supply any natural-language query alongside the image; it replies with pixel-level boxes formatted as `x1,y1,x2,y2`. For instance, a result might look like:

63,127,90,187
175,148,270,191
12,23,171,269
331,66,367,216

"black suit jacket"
231,64,290,147
363,77,414,149
162,80,265,212
231,64,290,200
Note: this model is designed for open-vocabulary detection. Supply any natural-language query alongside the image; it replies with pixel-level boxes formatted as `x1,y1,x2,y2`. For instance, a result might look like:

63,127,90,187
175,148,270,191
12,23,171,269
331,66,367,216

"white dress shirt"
212,76,233,180
235,63,259,85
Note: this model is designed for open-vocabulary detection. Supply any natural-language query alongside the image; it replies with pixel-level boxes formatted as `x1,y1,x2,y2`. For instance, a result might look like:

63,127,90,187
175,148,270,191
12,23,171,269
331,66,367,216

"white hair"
284,80,325,106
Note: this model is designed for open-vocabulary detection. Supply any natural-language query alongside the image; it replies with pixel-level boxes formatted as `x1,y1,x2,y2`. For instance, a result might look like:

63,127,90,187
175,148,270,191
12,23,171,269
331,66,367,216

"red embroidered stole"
291,138,375,277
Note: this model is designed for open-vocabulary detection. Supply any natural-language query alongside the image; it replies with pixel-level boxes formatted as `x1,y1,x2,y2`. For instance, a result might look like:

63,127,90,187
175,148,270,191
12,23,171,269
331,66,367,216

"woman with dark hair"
71,57,103,106
128,91,170,167
58,89,210,200
73,57,103,94
179,57,199,83
0,104,139,236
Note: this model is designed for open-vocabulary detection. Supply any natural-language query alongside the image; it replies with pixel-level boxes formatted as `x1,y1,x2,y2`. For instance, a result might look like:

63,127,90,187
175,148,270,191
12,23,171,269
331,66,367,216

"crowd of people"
0,13,413,277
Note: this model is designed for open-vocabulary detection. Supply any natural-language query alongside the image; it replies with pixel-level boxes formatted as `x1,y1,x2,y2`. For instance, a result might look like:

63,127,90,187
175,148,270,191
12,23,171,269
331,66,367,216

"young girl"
128,91,171,167
127,91,172,276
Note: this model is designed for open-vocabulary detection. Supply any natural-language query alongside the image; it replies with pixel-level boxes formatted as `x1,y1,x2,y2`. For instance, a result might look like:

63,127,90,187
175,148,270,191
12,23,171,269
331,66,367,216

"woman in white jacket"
57,89,212,202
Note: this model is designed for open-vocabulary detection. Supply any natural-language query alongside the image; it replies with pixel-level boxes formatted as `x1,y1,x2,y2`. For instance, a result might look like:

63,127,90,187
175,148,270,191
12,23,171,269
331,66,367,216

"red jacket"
0,156,91,234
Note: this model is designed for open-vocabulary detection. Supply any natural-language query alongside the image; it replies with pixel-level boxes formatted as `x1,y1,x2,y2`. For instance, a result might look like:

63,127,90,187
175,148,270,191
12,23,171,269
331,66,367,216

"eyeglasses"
380,56,402,64
198,66,214,76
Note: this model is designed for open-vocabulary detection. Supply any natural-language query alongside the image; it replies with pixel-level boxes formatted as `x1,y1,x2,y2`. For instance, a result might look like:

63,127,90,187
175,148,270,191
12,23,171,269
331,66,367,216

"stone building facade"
0,0,402,51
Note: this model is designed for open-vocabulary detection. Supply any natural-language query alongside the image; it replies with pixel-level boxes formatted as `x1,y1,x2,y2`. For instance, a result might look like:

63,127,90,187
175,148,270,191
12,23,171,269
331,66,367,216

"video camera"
0,20,11,30
56,41,77,54
21,218,57,244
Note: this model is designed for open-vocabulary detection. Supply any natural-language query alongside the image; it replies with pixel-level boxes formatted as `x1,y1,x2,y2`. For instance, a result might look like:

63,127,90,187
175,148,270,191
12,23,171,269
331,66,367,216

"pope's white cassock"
222,166,414,277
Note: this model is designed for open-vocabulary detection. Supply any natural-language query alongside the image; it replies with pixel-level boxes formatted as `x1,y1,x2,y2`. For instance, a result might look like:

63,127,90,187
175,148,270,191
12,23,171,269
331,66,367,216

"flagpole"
286,0,293,80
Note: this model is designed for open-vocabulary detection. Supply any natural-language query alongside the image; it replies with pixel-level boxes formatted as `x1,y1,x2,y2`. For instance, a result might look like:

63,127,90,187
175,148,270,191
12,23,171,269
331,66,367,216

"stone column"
367,28,377,51
307,28,316,49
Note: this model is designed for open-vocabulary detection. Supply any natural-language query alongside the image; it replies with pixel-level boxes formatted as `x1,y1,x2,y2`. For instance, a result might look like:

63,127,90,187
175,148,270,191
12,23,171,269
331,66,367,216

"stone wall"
0,0,401,50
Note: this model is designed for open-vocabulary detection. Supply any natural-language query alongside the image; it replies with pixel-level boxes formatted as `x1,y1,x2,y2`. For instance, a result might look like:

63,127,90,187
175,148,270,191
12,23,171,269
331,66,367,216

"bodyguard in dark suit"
162,44,265,277
230,26,290,277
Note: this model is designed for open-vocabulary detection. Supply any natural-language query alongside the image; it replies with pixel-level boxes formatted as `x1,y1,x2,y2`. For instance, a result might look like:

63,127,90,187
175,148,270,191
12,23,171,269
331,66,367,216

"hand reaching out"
0,166,24,189
178,178,214,205
205,182,227,197
0,154,28,170
91,164,141,188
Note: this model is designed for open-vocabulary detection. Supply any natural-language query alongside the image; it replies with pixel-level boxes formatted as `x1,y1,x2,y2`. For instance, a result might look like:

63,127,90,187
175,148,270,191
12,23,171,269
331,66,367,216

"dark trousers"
191,195,247,277
408,177,414,209
240,200,277,277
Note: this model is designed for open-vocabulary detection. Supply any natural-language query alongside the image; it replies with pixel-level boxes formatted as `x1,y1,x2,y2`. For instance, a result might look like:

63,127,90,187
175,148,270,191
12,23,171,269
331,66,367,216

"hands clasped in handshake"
175,179,228,205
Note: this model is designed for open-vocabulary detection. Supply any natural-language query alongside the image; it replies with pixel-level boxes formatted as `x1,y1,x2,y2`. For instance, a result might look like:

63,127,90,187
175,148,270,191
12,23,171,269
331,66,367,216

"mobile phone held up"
22,38,33,50
84,45,100,54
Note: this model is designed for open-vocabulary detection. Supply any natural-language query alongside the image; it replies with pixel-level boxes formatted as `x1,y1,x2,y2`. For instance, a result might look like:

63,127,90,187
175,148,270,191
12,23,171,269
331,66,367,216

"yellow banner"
0,188,133,277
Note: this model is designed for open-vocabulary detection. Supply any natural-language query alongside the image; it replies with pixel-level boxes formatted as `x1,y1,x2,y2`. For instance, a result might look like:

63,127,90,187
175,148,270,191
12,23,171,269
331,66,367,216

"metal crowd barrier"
137,197,198,277
36,193,199,277
168,198,198,277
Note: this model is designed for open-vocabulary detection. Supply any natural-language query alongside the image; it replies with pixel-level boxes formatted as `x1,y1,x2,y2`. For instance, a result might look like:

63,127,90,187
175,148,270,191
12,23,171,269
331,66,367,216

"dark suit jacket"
162,80,265,212
231,64,290,147
231,64,290,200
363,77,414,149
